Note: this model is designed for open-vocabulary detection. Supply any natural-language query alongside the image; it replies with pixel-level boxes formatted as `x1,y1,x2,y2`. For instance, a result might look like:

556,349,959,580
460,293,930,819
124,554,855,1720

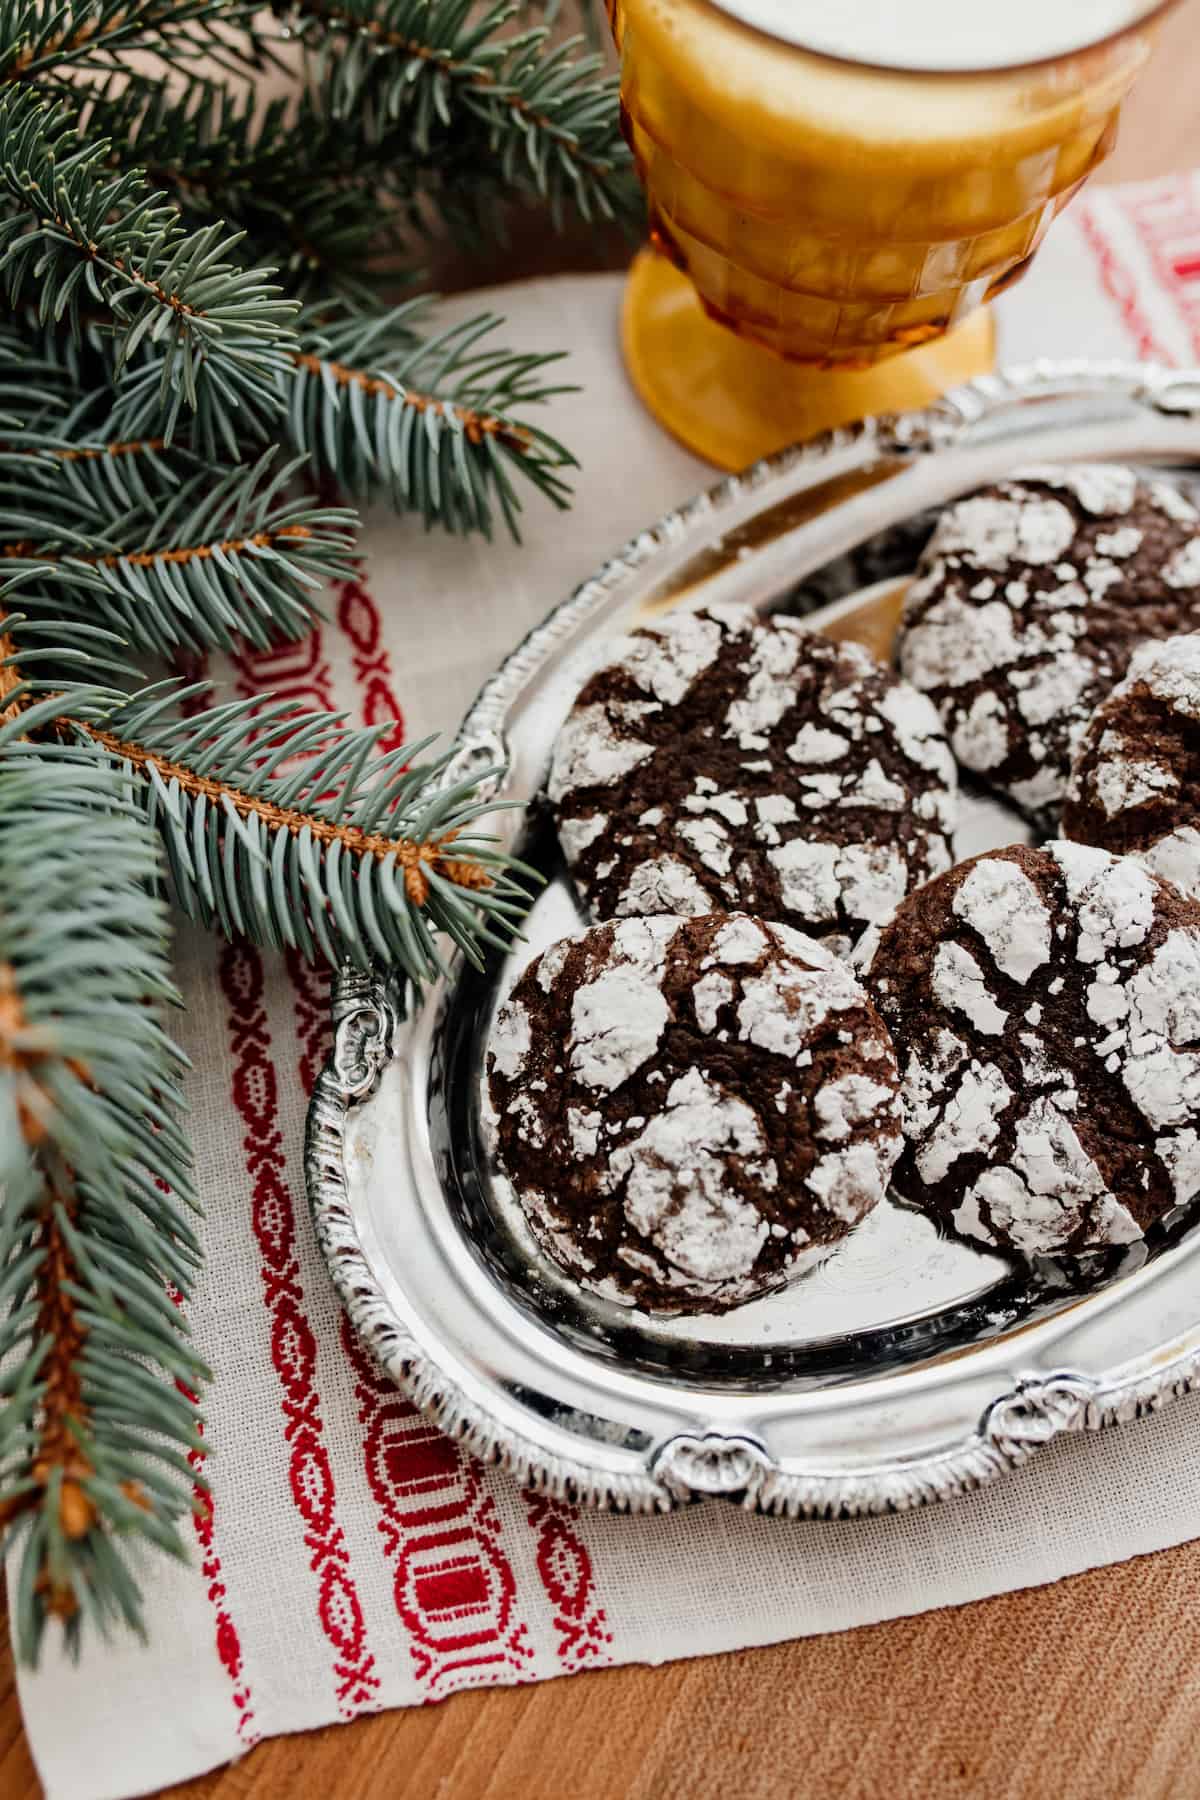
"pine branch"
1,448,358,654
54,685,537,977
0,318,79,428
3,294,573,552
0,0,274,82
289,302,575,536
0,0,605,1665
73,73,390,302
0,379,178,509
1,608,137,711
71,57,628,301
0,738,204,1663
0,89,298,453
283,0,638,229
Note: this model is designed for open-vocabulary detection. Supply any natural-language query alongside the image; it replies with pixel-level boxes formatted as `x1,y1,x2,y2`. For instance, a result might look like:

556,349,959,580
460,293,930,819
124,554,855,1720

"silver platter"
307,360,1200,1518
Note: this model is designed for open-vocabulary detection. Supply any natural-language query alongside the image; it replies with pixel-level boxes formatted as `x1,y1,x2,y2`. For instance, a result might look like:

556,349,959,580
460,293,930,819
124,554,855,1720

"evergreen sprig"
65,687,534,976
76,73,419,299
0,741,204,1663
290,302,575,534
0,0,261,83
2,447,358,652
0,0,624,1664
0,90,298,447
284,0,637,230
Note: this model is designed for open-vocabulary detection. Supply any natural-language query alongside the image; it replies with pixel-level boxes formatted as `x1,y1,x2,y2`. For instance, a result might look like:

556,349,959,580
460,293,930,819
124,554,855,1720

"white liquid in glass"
711,0,1160,71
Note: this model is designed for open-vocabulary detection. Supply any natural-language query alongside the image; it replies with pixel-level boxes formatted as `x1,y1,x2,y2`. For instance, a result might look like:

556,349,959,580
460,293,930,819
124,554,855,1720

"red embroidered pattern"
167,1266,259,1744
285,942,332,1100
285,885,543,1700
229,630,336,717
339,1316,534,1695
1076,198,1176,364
220,565,613,1699
220,940,380,1715
267,583,534,1698
335,576,408,753
1105,174,1200,359
184,1402,260,1745
227,608,536,1700
524,1491,612,1671
329,570,614,1682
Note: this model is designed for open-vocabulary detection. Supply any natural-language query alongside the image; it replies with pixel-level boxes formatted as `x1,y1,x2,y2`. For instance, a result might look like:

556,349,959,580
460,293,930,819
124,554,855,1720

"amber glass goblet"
609,0,1172,468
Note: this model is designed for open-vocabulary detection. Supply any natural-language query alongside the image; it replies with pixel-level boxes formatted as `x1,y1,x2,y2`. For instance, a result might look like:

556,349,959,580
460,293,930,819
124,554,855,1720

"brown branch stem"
73,717,494,905
2,522,312,571
54,437,166,464
0,1155,95,1615
7,10,128,78
0,437,166,467
21,192,196,321
292,350,533,453
0,628,22,727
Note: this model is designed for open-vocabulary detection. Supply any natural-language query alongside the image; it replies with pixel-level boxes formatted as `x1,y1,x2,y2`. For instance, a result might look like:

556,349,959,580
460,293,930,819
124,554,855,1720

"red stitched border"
219,937,381,1716
1075,199,1176,364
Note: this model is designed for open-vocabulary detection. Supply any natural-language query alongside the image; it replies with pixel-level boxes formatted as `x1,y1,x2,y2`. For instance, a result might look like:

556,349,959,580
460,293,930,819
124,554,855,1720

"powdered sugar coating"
863,843,1200,1256
917,1060,1012,1185
617,856,712,916
1095,756,1178,818
485,912,902,1314
614,1070,770,1283
899,469,1200,831
549,607,956,948
1122,635,1200,719
1020,464,1140,517
954,1102,1140,1254
736,938,864,1059
931,492,1076,568
547,704,654,798
489,1000,532,1079
1051,842,1155,962
932,942,1008,1036
1143,828,1200,903
557,813,609,861
569,963,671,1092
618,607,731,705
689,967,732,1035
952,859,1052,982
814,1074,896,1142
1064,632,1200,905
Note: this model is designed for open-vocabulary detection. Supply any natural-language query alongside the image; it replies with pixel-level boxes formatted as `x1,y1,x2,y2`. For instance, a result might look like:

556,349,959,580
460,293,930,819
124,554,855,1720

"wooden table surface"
6,6,1200,1795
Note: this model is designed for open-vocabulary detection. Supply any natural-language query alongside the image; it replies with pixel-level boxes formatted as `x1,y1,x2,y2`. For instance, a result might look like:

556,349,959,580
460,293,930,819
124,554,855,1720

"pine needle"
0,0,602,1661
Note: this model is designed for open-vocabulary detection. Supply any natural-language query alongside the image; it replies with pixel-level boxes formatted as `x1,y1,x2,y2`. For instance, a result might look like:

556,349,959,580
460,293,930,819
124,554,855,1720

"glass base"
620,247,997,470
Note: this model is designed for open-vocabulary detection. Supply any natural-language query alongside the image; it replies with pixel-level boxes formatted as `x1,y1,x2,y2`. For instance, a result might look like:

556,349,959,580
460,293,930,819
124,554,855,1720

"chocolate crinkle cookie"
547,604,956,953
898,466,1200,832
1063,633,1200,904
483,912,902,1314
858,842,1200,1257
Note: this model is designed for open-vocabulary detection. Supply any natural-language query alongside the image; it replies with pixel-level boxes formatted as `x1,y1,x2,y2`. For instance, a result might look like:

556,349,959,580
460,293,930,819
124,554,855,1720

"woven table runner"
14,171,1200,1800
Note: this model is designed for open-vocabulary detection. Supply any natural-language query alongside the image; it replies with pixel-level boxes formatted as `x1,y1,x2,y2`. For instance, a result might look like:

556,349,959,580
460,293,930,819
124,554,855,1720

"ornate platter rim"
306,358,1200,1517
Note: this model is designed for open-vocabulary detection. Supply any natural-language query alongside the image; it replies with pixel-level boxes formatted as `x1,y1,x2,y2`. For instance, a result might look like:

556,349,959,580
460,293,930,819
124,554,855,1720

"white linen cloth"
15,171,1200,1800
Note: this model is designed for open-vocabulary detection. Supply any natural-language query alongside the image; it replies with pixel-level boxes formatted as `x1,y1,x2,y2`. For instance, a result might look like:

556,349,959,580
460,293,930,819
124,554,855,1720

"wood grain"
6,6,1200,1794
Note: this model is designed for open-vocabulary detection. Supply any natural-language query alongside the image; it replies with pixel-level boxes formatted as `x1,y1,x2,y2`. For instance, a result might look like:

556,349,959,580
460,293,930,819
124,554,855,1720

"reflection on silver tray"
306,361,1200,1518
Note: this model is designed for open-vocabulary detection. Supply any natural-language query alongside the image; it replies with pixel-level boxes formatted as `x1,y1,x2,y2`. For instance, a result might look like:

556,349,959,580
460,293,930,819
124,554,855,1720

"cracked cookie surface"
484,912,902,1313
897,466,1200,832
1064,632,1200,904
548,604,956,953
859,842,1200,1256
